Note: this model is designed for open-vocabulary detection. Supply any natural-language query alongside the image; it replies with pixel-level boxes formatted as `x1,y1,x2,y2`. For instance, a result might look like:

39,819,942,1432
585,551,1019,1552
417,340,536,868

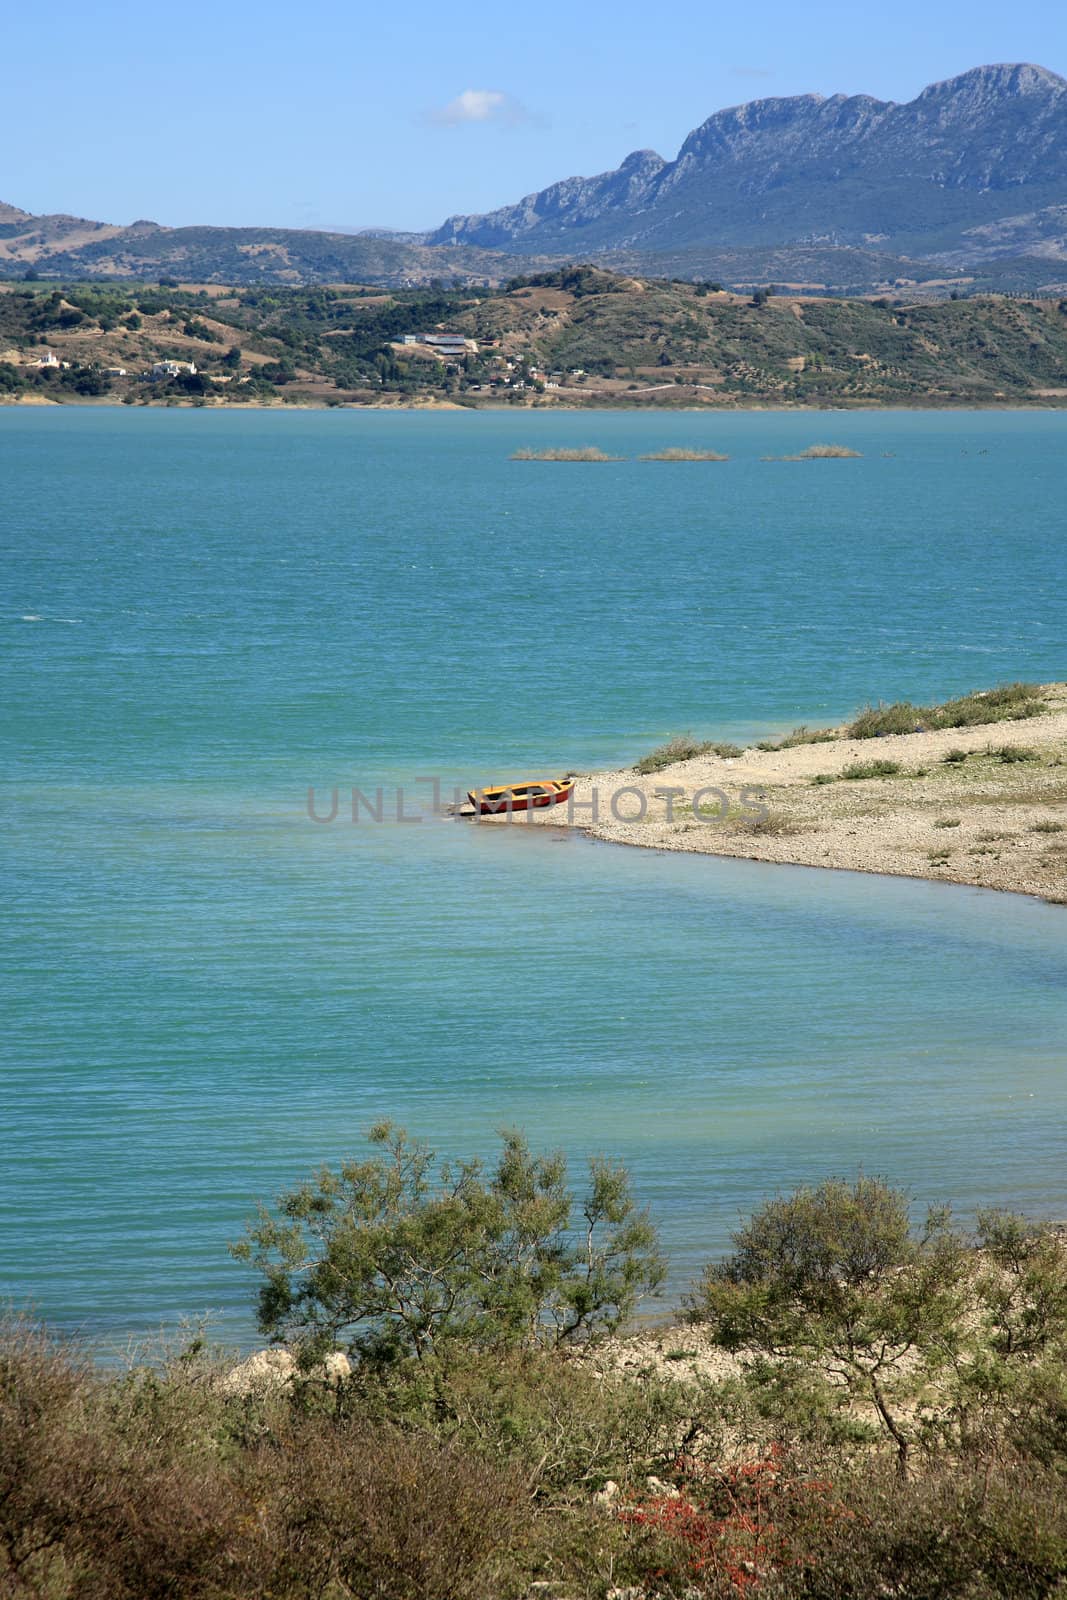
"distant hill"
430,64,1067,269
3,65,1067,293
0,208,542,289
4,269,1067,410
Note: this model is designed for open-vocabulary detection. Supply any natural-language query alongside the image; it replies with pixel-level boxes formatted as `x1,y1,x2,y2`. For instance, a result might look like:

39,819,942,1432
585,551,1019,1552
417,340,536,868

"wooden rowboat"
467,777,574,816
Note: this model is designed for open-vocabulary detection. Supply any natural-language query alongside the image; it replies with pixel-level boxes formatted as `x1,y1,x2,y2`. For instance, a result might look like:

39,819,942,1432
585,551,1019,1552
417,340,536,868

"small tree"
232,1122,664,1365
687,1177,968,1476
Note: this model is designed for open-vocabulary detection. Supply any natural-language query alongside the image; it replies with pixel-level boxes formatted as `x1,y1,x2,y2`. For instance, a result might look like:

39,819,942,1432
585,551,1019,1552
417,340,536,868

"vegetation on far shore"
4,267,1067,410
8,1128,1067,1600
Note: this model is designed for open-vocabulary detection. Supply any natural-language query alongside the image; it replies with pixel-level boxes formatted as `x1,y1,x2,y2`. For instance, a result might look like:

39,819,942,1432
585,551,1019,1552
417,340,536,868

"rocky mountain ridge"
429,64,1067,263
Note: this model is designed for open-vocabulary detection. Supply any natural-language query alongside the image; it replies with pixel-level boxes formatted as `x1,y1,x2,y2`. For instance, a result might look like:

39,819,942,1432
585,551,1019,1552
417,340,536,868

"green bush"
765,1457,1067,1599
635,734,715,773
848,683,1046,740
840,759,901,780
847,702,930,738
991,744,1037,763
687,1177,969,1477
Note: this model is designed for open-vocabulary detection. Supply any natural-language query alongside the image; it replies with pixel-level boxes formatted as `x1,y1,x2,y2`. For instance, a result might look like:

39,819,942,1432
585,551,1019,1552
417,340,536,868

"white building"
419,334,477,355
150,360,197,380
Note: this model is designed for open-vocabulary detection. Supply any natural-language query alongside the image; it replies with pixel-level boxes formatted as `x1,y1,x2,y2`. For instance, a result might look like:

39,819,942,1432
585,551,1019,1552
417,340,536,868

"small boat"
467,776,574,815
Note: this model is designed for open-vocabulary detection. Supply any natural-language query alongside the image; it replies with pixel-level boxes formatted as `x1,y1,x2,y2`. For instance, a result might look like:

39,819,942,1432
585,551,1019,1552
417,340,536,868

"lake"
2,405,1066,1342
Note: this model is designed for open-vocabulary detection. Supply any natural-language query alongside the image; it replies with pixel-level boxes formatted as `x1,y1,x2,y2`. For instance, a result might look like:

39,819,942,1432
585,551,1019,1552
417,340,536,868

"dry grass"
734,808,801,837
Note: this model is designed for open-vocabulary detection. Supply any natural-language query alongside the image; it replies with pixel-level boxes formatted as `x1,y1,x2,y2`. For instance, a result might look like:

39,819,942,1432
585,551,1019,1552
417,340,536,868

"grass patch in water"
511,446,623,462
765,443,862,461
639,447,730,461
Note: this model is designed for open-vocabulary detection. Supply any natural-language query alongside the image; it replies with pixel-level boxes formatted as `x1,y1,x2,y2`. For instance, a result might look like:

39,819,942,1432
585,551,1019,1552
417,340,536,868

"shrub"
232,1122,664,1365
1032,820,1066,833
736,809,800,836
991,744,1037,763
635,734,715,774
766,1456,1067,1600
847,683,1046,740
255,1419,525,1600
621,1446,855,1597
0,1317,525,1600
777,727,839,749
840,760,901,780
687,1177,969,1477
341,1343,715,1494
938,686,1045,728
847,702,930,738
942,747,969,764
933,818,961,828
0,1318,265,1599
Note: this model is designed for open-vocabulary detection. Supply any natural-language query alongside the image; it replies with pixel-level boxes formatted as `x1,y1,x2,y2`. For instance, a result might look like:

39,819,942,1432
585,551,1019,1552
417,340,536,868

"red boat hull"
470,783,574,816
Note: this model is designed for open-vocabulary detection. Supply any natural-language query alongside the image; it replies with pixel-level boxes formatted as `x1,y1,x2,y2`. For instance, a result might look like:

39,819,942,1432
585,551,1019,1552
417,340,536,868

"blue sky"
4,0,1065,232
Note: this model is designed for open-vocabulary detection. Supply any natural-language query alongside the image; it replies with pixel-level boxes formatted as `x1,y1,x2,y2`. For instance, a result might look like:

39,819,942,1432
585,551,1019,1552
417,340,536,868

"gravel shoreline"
483,684,1067,903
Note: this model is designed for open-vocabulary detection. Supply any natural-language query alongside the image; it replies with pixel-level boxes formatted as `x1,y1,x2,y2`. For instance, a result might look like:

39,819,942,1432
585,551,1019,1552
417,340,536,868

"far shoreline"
7,396,1067,414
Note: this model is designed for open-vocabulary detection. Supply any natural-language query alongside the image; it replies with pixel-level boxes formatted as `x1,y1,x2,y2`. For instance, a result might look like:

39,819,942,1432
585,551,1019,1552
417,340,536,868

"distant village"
16,350,247,385
395,330,585,393
15,331,588,397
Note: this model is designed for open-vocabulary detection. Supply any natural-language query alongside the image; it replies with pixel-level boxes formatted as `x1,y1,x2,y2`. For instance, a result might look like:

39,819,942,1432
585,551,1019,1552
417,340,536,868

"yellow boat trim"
477,777,568,798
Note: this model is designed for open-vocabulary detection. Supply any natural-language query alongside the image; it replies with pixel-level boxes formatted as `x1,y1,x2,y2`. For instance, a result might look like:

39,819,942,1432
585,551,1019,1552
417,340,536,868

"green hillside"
4,271,1067,408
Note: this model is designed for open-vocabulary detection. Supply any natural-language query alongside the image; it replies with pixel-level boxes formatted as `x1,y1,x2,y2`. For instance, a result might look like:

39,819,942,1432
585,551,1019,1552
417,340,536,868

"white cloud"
429,88,534,128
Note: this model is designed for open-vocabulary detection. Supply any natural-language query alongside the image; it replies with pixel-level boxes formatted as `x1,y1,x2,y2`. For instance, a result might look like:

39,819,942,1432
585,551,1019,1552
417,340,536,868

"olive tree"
232,1123,664,1365
687,1177,969,1477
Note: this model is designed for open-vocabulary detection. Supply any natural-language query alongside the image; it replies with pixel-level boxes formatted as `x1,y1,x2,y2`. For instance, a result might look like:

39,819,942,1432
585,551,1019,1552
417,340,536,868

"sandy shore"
485,683,1067,903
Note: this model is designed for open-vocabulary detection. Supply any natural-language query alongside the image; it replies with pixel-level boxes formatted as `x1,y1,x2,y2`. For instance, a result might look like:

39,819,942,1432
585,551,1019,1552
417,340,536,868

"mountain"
3,65,1067,293
0,208,544,288
429,64,1067,266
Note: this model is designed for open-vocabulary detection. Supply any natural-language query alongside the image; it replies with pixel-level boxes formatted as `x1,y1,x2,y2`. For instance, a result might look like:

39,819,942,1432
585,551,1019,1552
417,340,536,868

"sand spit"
491,684,1067,902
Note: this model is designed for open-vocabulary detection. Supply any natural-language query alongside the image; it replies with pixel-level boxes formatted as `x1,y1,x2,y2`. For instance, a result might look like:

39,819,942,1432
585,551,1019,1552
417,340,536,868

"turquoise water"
3,406,1066,1342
